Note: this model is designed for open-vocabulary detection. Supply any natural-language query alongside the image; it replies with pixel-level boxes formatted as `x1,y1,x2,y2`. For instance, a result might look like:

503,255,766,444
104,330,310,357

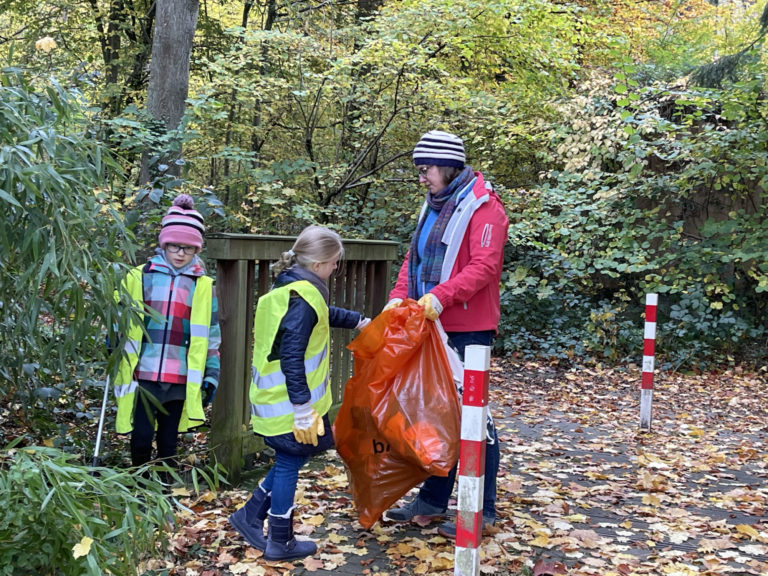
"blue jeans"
418,330,499,520
260,450,309,515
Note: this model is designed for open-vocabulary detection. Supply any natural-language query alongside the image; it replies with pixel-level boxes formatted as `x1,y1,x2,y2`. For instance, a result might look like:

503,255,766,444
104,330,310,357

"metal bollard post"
454,345,490,576
640,293,658,431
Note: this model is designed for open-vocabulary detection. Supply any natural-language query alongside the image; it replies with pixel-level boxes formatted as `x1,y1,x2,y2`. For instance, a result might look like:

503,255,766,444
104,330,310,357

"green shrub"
496,70,768,368
0,445,173,576
657,284,761,370
0,71,135,410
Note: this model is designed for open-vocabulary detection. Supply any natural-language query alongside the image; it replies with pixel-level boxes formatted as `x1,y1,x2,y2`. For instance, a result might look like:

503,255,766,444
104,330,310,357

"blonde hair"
273,225,345,275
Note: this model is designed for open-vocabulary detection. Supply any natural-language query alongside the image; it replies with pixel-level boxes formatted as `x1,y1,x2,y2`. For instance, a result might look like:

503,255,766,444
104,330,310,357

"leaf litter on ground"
161,359,768,575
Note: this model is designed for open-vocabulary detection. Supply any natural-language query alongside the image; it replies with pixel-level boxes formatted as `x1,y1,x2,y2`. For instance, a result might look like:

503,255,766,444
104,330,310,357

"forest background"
2,0,768,446
3,0,768,441
1,0,768,572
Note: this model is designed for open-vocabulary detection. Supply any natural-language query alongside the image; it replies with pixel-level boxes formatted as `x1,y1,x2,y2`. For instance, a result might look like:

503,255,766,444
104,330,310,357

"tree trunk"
139,0,200,184
336,0,385,197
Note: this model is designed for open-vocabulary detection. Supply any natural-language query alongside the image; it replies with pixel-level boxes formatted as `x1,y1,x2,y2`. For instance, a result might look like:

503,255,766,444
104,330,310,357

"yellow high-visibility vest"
114,266,213,433
250,280,331,436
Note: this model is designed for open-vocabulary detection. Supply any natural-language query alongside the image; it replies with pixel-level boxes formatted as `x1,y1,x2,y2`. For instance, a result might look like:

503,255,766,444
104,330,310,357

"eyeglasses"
418,165,435,176
166,243,197,255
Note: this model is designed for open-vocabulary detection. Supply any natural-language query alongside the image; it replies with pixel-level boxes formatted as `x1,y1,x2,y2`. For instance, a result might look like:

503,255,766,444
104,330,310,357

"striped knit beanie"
158,194,205,249
412,130,466,168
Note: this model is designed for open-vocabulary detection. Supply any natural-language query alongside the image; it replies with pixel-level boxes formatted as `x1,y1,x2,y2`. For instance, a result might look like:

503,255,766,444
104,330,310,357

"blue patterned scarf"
408,166,475,298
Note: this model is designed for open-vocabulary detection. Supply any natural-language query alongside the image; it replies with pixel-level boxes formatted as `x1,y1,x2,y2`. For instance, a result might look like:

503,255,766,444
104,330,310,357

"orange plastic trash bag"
333,299,461,528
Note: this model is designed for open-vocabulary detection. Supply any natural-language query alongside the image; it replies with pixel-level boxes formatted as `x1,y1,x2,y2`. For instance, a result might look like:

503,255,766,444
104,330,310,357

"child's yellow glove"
417,293,443,321
292,402,325,446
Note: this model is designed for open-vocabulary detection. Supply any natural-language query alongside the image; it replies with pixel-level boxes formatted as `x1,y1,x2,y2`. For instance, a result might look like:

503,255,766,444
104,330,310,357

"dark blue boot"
229,486,271,551
264,507,317,561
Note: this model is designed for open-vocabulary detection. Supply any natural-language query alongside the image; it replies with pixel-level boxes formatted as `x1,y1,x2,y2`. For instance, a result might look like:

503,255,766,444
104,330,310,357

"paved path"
202,361,768,575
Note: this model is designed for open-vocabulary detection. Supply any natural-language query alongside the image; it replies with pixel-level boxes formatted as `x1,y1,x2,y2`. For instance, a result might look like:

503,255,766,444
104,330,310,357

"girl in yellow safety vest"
230,225,370,561
114,194,220,475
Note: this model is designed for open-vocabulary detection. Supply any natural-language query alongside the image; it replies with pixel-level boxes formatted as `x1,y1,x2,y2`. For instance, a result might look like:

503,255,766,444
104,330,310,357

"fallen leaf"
570,529,603,549
736,524,759,539
669,531,690,544
229,562,266,575
698,537,734,552
72,536,93,559
533,558,567,575
303,514,324,526
301,556,325,571
530,534,550,547
642,493,661,506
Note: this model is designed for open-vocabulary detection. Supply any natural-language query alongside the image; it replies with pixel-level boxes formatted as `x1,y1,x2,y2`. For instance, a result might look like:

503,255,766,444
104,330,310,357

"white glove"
292,401,325,446
382,298,403,312
355,316,371,330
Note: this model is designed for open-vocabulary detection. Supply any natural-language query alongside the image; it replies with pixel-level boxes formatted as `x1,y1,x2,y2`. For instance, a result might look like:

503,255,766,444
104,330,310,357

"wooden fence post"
210,259,251,483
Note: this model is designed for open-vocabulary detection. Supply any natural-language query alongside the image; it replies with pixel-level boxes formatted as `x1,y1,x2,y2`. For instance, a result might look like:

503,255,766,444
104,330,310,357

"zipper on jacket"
157,275,175,381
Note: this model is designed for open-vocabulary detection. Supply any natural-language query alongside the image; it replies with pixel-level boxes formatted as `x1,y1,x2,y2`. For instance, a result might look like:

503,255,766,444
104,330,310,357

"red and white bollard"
640,293,658,431
454,345,490,576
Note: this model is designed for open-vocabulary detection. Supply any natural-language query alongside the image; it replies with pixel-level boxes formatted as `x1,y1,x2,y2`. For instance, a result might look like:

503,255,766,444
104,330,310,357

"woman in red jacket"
384,130,508,538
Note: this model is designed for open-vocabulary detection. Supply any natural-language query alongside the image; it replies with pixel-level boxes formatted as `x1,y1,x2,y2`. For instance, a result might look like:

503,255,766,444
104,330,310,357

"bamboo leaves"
0,72,134,403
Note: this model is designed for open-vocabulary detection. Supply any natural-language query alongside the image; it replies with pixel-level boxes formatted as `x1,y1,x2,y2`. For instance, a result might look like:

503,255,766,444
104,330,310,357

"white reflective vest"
114,266,213,434
250,280,331,436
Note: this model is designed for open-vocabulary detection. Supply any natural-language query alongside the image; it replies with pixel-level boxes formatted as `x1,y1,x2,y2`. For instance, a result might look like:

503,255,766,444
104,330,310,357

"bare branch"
341,151,414,189
0,26,28,46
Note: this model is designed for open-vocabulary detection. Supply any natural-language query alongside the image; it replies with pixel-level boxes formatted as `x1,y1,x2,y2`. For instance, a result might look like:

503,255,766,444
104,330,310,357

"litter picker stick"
454,345,490,576
92,374,110,466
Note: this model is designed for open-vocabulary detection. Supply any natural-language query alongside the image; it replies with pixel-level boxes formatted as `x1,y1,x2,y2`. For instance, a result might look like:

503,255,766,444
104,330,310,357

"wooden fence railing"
206,233,400,482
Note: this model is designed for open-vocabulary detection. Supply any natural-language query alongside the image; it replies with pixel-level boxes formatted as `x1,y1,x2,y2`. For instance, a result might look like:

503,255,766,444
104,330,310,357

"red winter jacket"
389,172,508,333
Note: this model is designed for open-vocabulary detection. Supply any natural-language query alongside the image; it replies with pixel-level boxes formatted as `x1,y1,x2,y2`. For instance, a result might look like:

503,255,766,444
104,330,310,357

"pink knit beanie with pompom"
158,194,205,249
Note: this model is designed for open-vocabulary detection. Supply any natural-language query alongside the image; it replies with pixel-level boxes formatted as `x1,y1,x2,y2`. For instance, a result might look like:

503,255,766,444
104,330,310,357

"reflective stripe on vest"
251,373,330,419
249,280,331,436
251,345,328,390
114,266,213,434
